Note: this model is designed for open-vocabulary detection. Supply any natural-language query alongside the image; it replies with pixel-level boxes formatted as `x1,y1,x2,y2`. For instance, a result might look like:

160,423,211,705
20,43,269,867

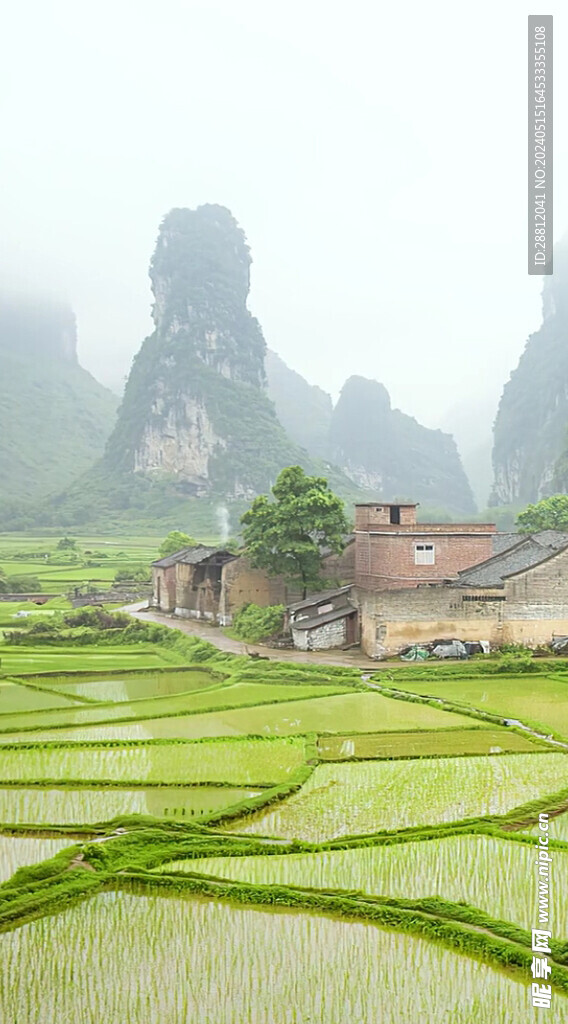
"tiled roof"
151,547,197,568
152,546,234,569
491,533,522,555
456,531,568,587
291,604,357,631
288,585,353,614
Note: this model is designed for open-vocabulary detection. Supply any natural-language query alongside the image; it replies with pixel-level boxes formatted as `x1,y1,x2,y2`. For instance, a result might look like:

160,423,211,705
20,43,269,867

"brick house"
354,502,496,590
151,547,237,617
288,586,358,651
152,540,356,625
358,529,568,657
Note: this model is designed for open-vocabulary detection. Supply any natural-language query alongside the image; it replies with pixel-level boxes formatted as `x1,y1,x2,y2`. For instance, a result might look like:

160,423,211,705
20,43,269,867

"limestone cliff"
491,237,568,505
103,205,312,498
328,376,476,516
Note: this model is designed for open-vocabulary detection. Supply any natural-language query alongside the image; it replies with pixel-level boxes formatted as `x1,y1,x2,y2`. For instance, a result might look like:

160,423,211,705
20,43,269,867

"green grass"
382,673,568,739
176,832,568,937
227,752,568,841
0,785,262,826
317,727,547,760
0,891,556,1023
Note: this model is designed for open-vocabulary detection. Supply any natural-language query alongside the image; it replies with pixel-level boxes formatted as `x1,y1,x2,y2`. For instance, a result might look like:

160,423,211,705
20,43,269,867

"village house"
287,586,358,651
358,529,568,657
354,502,496,589
151,539,356,627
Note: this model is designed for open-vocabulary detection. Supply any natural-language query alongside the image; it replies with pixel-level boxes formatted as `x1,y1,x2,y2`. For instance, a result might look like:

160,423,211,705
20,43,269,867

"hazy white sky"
2,1,565,434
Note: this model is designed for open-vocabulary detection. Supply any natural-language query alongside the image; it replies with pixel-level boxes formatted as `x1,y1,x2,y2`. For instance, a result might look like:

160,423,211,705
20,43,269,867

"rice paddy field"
2,891,559,1024
0,835,73,882
226,753,568,841
386,672,568,739
172,833,568,936
317,727,544,759
1,599,568,1021
0,785,263,825
0,533,162,595
0,736,307,785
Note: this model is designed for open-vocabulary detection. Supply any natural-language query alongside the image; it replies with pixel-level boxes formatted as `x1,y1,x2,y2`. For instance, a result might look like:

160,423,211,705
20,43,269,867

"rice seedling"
0,735,306,787
0,682,78,714
317,728,542,760
0,836,73,883
181,834,568,937
387,674,568,739
0,890,560,1023
227,753,568,841
85,691,479,741
0,785,261,825
38,669,220,703
0,682,349,737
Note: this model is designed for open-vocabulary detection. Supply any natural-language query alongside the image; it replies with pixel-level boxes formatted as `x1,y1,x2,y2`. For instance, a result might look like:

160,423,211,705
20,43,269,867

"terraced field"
1,631,567,1021
386,672,568,739
2,891,558,1024
181,833,568,936
226,752,568,841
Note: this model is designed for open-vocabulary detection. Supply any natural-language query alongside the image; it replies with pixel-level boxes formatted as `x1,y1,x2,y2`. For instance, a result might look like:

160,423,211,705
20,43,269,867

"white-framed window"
415,543,435,565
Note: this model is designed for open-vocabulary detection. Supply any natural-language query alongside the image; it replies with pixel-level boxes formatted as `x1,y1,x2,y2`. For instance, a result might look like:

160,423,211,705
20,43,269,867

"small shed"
288,586,358,651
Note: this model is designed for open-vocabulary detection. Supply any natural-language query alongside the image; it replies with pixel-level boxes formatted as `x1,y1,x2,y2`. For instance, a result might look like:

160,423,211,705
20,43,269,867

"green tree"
6,575,42,593
158,531,197,558
240,466,350,598
56,536,78,550
517,494,568,532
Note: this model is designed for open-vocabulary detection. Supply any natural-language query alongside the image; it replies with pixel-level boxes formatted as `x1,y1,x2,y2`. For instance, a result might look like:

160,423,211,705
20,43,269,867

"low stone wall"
292,617,347,651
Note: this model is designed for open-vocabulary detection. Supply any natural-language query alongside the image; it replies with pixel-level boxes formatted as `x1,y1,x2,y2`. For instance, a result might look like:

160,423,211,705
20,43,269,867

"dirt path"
122,603,380,669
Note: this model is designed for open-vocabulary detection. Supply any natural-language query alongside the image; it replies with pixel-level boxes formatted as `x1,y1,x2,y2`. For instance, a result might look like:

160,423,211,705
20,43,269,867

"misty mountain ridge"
1,208,479,530
491,236,568,506
266,356,475,516
0,296,118,508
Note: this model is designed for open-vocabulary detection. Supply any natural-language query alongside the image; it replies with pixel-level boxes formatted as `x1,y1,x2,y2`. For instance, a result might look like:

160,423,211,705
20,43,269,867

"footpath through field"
123,604,380,670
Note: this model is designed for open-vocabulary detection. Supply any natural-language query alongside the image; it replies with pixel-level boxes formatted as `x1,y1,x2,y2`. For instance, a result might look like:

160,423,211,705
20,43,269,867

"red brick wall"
356,529,495,590
355,505,418,529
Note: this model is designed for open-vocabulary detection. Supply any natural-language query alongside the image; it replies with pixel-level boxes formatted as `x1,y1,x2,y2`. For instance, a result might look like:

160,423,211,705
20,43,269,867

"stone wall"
292,616,347,651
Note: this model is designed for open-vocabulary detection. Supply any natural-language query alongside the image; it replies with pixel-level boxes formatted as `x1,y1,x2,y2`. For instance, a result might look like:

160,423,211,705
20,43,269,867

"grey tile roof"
291,604,357,630
456,531,568,587
151,547,197,568
288,585,353,614
152,546,234,569
492,533,522,555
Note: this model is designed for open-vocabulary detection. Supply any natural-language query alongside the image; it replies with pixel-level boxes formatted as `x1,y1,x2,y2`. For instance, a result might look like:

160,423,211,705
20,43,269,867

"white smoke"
216,504,230,543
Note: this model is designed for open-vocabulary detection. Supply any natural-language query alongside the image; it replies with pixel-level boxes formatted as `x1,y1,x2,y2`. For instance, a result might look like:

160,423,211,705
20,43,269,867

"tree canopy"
240,466,350,598
516,494,568,533
158,531,197,558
